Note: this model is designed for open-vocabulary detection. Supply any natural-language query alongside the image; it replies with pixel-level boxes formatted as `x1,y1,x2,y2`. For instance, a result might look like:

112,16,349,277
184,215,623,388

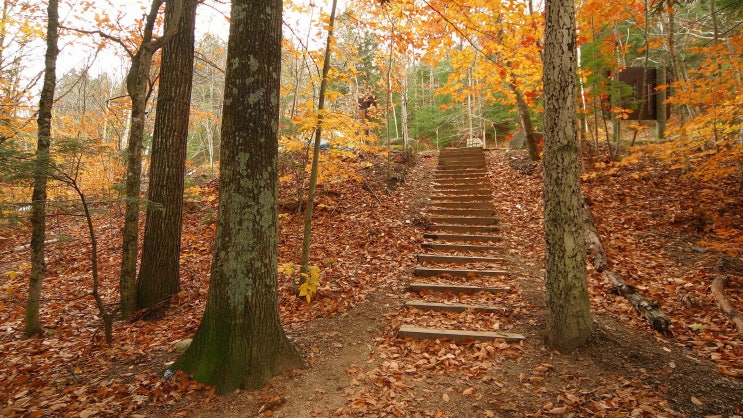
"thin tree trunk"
300,0,338,276
590,17,600,152
119,0,184,317
630,0,651,147
542,0,592,351
510,82,540,161
25,0,59,337
171,0,302,393
667,4,686,130
400,58,410,157
611,22,622,159
467,67,474,146
656,67,667,140
137,0,197,313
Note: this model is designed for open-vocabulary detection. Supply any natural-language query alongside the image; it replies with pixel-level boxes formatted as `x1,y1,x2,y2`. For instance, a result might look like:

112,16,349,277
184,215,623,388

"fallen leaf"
548,406,567,414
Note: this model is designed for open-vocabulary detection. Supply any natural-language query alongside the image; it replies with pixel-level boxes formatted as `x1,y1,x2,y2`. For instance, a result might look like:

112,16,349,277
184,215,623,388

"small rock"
173,338,193,353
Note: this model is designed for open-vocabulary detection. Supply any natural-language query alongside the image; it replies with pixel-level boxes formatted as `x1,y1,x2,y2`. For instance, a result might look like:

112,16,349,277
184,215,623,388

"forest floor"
1,146,742,417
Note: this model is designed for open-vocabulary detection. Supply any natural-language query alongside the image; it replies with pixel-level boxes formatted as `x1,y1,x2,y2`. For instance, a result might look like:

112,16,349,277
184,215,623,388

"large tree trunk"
542,0,592,351
119,0,184,318
136,0,197,312
25,0,59,337
172,0,302,394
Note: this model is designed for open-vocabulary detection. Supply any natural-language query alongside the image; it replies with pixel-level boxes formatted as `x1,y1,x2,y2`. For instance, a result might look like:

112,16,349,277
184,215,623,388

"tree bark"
510,82,540,161
137,0,197,312
25,0,59,337
172,0,302,393
542,0,592,351
119,0,184,318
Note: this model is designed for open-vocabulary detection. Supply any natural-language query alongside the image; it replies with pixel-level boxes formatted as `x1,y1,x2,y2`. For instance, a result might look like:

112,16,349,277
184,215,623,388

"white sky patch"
54,0,345,80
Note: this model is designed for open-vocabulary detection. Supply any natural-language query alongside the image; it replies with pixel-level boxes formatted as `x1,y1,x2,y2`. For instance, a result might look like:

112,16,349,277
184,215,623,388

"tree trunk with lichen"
171,0,302,394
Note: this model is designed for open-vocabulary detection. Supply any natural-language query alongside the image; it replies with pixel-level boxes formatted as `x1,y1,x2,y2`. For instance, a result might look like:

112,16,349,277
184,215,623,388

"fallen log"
710,274,743,335
581,198,609,272
582,197,671,333
603,270,671,333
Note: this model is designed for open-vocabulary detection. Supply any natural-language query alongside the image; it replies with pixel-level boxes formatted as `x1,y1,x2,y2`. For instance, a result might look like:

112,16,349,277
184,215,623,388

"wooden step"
427,202,494,209
440,149,483,155
429,216,498,225
423,233,502,242
433,176,489,181
427,208,497,217
438,161,485,166
433,183,489,189
433,179,490,185
416,254,505,264
430,195,491,202
421,242,503,252
434,170,486,176
408,282,509,293
432,185,491,192
398,325,525,342
433,178,487,183
405,300,505,313
428,224,502,234
433,166,487,174
431,190,491,197
438,164,486,170
433,179,488,185
413,267,509,277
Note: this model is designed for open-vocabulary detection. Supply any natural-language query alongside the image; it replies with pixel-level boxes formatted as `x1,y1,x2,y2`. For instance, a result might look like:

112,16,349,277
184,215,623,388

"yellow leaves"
298,265,321,303
278,263,322,302
278,262,296,277
6,271,18,295
324,90,342,102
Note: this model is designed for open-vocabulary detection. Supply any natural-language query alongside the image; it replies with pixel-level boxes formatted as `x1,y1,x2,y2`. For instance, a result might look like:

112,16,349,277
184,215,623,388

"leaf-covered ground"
1,147,741,417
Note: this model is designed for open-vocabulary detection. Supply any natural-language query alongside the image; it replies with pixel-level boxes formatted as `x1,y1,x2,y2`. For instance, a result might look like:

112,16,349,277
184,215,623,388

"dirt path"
189,150,743,417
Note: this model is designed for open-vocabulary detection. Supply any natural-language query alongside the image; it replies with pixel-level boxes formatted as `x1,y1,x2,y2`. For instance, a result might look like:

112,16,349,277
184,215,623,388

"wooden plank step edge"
427,225,502,234
429,216,498,225
413,267,509,277
416,254,506,263
421,243,504,252
397,325,525,342
405,300,505,313
408,282,509,293
426,210,497,217
422,233,503,242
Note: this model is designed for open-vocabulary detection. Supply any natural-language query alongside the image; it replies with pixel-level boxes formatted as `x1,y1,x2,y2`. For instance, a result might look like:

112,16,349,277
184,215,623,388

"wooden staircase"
398,147,525,343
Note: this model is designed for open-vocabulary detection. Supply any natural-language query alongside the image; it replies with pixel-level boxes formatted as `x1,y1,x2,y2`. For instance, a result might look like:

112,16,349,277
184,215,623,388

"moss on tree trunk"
171,0,302,394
